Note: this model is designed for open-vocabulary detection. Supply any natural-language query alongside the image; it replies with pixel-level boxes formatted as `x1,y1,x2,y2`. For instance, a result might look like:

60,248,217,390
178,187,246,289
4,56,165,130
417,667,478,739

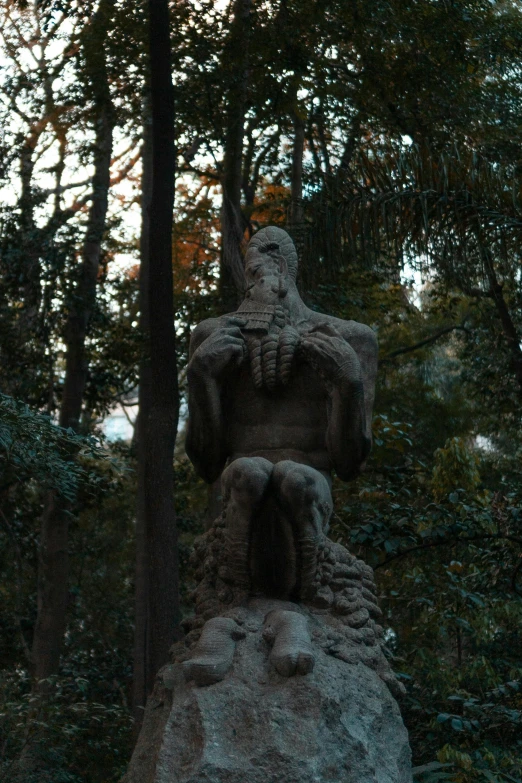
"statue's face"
244,240,284,287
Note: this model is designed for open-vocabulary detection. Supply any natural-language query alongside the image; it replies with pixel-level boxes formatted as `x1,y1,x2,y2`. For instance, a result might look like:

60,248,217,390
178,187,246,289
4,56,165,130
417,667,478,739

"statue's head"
244,227,298,286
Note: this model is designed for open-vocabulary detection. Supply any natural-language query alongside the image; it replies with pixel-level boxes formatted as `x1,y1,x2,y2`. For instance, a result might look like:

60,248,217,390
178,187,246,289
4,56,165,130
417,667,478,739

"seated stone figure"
186,226,378,603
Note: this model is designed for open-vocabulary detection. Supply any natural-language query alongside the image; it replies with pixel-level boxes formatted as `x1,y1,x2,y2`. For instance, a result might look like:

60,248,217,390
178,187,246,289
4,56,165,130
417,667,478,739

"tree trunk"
219,0,252,306
482,247,522,394
18,134,42,339
30,492,66,683
144,0,181,690
132,98,153,730
31,0,115,684
286,108,306,255
58,105,113,430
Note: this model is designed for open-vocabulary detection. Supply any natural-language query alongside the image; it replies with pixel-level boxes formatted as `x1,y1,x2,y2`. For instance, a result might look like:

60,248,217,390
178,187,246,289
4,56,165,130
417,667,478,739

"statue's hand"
300,325,362,389
189,317,247,379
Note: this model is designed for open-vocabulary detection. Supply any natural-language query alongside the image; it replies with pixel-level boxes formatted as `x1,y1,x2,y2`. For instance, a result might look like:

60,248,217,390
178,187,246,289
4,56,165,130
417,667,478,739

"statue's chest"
224,364,327,429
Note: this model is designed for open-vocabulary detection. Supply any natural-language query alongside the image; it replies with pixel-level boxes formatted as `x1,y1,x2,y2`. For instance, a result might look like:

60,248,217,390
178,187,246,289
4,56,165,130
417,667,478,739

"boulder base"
125,601,412,783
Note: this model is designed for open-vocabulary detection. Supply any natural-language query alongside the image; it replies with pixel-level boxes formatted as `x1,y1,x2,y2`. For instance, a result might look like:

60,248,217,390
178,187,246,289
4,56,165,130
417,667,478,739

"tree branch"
178,161,220,181
480,244,522,393
110,149,141,186
382,322,470,361
244,128,280,206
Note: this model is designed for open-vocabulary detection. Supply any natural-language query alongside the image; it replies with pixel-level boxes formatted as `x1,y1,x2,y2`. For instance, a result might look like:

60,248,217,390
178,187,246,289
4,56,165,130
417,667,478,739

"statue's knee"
222,457,272,506
273,462,332,511
271,460,295,485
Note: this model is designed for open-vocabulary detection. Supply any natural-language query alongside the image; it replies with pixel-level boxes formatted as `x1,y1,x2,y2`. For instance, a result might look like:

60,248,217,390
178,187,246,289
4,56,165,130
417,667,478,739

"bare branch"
111,137,140,165
245,128,281,203
39,178,92,199
110,149,141,186
0,30,32,78
41,11,68,48
181,135,204,164
179,161,220,181
5,5,41,69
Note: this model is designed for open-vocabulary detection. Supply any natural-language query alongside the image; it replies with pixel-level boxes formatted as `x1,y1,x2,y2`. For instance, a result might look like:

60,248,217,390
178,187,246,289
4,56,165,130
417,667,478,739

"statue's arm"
185,316,246,483
328,323,377,481
341,321,378,442
185,320,224,483
301,320,378,481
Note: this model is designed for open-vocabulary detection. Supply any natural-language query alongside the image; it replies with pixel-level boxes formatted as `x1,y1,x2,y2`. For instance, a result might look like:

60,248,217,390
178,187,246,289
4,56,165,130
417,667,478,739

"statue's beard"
235,273,300,391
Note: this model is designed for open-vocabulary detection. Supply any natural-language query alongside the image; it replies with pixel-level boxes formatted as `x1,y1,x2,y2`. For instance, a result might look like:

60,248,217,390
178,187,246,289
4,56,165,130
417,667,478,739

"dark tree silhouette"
135,0,182,709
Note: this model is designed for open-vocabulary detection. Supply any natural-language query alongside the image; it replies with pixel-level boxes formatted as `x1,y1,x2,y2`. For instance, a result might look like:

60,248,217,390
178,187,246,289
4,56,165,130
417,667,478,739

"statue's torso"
223,360,331,473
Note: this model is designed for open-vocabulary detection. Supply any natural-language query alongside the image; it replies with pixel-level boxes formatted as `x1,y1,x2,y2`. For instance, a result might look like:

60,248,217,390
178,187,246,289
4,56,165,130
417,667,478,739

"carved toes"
296,650,315,675
271,649,300,677
182,617,246,686
263,609,315,678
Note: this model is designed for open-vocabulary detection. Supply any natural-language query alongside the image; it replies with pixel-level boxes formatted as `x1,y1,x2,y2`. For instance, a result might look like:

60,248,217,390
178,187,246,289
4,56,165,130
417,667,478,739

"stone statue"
125,227,412,783
186,226,377,599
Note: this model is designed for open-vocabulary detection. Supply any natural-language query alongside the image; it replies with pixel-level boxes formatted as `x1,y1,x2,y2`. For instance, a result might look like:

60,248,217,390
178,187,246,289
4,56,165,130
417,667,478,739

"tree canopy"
0,0,521,781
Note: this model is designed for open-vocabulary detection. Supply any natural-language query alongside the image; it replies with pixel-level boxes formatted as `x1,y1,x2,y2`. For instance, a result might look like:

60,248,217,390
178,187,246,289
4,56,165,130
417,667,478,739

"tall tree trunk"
58,108,114,432
286,107,306,255
31,492,66,685
132,99,153,730
18,133,42,339
482,247,522,393
219,0,252,306
144,0,181,690
31,0,115,685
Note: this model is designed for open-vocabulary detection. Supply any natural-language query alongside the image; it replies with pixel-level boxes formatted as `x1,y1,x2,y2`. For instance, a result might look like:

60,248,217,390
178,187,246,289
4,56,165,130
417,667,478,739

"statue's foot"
263,609,315,677
183,617,246,686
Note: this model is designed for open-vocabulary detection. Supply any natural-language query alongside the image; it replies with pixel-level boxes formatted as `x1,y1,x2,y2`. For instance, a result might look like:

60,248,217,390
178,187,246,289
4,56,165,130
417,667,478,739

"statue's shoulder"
189,313,237,355
307,310,378,356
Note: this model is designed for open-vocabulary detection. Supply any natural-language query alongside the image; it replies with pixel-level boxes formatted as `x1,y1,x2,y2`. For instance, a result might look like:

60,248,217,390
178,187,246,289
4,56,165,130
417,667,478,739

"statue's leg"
272,461,332,599
221,457,273,589
263,609,315,677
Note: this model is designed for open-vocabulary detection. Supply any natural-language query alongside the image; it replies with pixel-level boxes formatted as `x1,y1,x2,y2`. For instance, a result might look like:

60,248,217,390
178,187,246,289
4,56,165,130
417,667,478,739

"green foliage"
0,394,117,501
431,438,482,503
304,255,522,783
0,671,132,783
0,386,207,780
0,390,133,780
332,373,522,781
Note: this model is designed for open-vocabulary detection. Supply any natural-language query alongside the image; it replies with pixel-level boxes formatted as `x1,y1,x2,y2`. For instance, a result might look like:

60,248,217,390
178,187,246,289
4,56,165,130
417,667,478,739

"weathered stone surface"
183,518,403,697
125,600,412,783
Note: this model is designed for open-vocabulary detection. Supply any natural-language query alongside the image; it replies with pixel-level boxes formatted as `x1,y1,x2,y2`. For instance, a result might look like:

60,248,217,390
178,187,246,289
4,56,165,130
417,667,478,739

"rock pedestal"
125,598,412,783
